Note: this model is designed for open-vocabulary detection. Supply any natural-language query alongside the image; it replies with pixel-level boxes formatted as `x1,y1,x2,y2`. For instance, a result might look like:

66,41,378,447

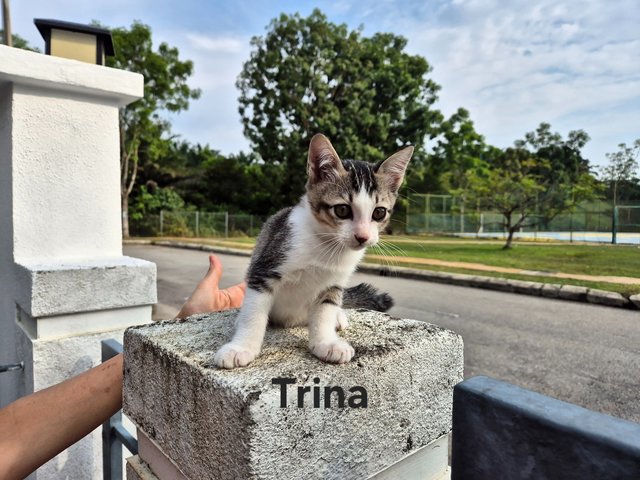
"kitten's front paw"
310,339,355,364
214,343,258,369
336,309,349,331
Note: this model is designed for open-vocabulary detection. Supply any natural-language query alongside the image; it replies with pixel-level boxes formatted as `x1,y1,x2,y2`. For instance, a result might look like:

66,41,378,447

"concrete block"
452,376,640,480
508,280,543,296
0,43,142,105
124,309,463,480
540,283,562,298
438,272,477,286
630,294,640,309
467,276,490,288
14,257,157,318
586,289,629,308
482,277,514,293
558,285,589,302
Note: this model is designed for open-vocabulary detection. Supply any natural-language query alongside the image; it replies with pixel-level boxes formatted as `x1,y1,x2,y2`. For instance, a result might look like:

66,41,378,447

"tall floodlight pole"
2,0,12,46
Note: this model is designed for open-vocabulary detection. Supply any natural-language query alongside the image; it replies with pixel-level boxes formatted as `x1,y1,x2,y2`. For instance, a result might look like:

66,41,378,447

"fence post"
225,211,229,238
195,211,200,237
569,211,573,243
612,206,618,245
159,210,164,236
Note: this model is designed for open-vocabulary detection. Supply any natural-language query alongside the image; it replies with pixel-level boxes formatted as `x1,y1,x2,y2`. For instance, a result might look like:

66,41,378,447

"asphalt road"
124,244,640,424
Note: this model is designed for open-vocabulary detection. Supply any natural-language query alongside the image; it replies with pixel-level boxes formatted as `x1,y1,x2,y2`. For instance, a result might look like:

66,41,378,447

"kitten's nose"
354,234,369,245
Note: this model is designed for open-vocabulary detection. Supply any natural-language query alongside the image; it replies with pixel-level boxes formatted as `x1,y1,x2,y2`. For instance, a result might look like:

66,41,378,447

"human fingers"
206,254,223,286
220,282,246,309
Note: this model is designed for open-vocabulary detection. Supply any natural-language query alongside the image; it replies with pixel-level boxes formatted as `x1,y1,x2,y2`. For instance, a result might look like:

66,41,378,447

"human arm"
0,354,124,479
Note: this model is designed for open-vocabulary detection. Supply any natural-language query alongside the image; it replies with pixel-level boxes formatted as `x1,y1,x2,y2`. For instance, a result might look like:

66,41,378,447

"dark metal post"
101,339,138,480
612,205,618,245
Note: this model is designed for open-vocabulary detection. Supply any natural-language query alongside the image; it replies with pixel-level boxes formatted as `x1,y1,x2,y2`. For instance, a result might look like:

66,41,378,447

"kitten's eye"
334,204,352,219
372,207,387,221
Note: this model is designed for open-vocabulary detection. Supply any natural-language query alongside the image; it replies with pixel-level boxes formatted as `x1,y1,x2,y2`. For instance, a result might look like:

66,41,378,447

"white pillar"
0,45,156,479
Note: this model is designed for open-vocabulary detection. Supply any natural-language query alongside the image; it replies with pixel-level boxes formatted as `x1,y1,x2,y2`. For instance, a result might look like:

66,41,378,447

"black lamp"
34,18,114,65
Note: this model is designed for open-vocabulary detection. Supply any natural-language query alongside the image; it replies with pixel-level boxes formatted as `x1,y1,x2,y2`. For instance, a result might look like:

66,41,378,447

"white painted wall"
11,84,123,262
0,45,156,479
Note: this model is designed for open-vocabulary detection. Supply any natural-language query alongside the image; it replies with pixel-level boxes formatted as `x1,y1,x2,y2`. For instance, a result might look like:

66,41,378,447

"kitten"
214,134,413,368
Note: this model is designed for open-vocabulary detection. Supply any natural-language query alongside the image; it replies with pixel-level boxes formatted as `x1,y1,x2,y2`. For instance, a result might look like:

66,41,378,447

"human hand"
176,255,246,319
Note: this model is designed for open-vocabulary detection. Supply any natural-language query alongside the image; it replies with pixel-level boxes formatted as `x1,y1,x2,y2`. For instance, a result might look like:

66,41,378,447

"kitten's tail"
343,283,394,312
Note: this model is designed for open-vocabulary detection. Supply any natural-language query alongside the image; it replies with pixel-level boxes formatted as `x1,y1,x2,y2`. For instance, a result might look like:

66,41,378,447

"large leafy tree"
600,139,640,205
514,122,591,183
106,22,200,237
467,125,601,249
433,108,500,195
237,9,442,208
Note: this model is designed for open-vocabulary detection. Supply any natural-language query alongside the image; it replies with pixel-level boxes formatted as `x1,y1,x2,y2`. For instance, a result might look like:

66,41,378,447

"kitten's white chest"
269,265,345,327
266,203,365,327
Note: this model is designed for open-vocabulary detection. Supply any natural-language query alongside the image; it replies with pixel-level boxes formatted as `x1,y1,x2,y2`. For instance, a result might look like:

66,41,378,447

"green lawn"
144,235,640,295
368,261,640,297
373,237,640,279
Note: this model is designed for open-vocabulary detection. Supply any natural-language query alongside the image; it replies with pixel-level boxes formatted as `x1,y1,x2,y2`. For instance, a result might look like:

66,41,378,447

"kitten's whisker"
370,245,394,270
379,240,407,257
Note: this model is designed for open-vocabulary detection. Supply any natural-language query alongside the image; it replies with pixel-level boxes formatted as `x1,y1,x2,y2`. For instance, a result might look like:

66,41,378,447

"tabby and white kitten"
214,134,413,369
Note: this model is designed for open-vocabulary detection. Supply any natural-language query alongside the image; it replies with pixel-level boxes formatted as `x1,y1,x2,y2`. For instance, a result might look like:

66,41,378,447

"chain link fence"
130,211,265,238
406,194,640,244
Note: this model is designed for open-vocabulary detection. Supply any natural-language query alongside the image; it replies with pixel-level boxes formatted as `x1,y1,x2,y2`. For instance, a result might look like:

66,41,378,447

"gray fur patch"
343,283,394,312
317,286,344,306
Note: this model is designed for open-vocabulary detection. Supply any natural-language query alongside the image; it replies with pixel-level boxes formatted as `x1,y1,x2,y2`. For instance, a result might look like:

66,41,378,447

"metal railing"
101,339,138,480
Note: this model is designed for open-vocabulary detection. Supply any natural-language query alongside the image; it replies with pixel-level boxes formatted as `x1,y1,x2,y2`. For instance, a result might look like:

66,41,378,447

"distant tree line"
8,12,640,246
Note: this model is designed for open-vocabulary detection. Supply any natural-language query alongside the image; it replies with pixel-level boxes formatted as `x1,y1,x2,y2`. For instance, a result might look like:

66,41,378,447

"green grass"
139,235,640,295
367,261,640,297
374,237,640,279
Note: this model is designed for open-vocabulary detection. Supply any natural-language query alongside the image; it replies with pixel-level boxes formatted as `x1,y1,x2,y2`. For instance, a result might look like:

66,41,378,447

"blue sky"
12,0,640,168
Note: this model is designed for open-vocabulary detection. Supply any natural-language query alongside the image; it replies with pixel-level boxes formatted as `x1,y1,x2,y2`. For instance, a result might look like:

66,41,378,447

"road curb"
124,240,639,311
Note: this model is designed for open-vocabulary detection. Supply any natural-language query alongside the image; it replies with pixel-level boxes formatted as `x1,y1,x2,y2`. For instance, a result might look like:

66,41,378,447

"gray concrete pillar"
123,309,463,479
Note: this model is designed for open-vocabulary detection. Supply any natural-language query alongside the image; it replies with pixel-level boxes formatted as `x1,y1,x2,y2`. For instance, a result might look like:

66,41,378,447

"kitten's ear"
375,146,414,193
307,134,345,184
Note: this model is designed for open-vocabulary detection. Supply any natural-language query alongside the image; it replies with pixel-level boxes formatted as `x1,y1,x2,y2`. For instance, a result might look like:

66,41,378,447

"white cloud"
11,0,639,164
371,0,640,165
186,33,245,53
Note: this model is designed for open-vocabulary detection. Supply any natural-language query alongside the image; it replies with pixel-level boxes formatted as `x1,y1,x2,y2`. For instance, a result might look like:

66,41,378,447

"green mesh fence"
130,211,265,238
406,194,640,243
617,206,640,233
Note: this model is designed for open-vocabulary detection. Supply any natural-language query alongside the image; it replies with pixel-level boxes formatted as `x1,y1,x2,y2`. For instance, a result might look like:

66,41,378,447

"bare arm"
0,354,124,479
0,255,245,479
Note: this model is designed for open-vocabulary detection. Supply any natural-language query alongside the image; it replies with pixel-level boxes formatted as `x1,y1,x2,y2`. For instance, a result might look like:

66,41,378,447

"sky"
10,0,640,168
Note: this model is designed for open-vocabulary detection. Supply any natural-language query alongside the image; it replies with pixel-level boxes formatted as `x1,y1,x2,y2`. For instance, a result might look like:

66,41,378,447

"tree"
467,125,601,249
106,22,200,237
514,122,591,184
432,108,500,196
237,9,442,209
0,30,40,51
601,140,640,205
467,149,546,249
